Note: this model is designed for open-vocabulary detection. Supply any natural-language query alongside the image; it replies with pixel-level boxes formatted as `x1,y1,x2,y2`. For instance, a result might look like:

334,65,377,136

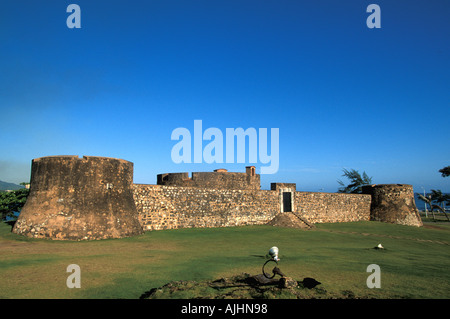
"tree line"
0,187,29,221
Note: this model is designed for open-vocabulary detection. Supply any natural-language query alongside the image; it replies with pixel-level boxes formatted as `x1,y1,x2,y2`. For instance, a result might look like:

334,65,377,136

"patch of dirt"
423,224,449,231
140,273,360,299
266,212,315,229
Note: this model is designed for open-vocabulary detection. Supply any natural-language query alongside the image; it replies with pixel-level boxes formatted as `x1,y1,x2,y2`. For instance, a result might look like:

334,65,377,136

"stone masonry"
362,184,422,227
13,156,422,241
134,184,278,231
157,166,260,190
294,191,372,223
13,156,143,240
133,184,372,231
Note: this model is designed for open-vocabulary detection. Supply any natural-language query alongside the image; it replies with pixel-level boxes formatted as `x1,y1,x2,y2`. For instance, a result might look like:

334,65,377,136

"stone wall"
294,192,372,223
157,168,260,190
271,183,297,192
133,184,278,230
133,185,372,231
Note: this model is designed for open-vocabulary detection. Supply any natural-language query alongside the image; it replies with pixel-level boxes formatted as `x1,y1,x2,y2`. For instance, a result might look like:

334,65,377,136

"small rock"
279,277,298,289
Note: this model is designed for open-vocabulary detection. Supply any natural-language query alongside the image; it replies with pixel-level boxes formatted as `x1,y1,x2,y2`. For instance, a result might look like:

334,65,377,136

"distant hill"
0,180,25,191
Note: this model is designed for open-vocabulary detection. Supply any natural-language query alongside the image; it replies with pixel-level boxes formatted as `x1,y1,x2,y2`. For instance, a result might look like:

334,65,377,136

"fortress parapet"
13,155,143,240
157,166,260,190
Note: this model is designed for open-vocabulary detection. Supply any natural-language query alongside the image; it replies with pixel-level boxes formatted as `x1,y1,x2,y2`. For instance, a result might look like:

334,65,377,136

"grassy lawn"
0,220,449,299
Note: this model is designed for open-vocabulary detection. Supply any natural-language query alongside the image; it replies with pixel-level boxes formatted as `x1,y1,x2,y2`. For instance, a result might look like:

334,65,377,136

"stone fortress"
13,155,423,240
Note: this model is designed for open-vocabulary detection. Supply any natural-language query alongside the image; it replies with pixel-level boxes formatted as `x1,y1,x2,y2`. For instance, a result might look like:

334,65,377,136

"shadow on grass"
4,220,16,230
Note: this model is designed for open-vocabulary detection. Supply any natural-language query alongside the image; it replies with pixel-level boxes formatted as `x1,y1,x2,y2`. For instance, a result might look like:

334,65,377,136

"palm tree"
417,190,450,221
337,168,373,194
439,166,450,178
430,190,445,206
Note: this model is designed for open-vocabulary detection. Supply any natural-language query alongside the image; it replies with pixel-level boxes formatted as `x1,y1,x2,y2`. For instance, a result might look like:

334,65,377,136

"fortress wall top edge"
32,155,132,165
295,190,371,197
156,169,260,190
363,183,412,188
29,155,135,193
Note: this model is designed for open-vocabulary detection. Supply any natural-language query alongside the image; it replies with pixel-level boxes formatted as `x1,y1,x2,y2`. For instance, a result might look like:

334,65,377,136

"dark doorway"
283,192,292,212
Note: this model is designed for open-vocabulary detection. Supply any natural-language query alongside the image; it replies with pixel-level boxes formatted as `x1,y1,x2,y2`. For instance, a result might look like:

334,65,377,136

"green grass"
1,220,449,299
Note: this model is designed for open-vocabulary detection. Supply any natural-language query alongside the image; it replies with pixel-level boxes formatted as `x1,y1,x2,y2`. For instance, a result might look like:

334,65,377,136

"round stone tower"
13,156,144,240
362,184,422,227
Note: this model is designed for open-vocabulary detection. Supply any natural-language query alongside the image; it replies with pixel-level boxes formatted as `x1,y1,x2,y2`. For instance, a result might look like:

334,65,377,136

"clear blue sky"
1,0,449,192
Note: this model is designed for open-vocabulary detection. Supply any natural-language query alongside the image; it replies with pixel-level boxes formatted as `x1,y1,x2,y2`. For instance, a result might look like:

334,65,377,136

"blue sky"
1,0,449,192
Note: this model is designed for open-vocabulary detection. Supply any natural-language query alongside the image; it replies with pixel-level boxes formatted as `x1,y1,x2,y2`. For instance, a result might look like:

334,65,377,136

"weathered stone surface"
362,184,423,227
294,191,372,224
133,185,373,231
13,156,143,240
133,184,278,231
157,167,260,190
279,276,298,289
271,183,296,191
